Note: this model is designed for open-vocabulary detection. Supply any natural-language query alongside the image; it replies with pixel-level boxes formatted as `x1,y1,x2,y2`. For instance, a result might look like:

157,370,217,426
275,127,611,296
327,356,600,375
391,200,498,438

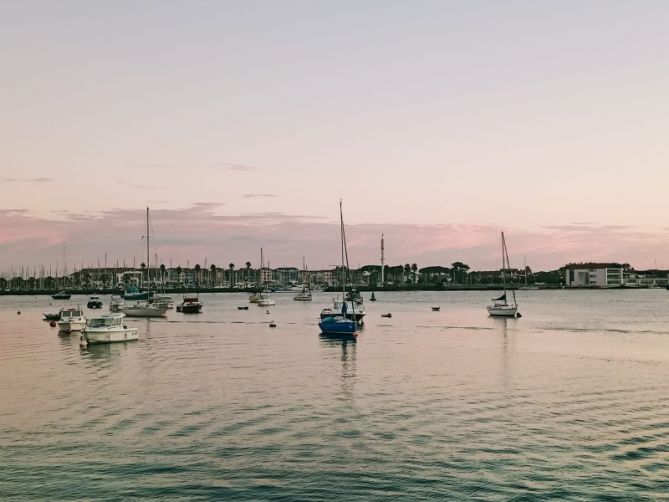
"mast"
146,207,150,288
340,201,345,298
340,200,356,319
380,233,385,286
501,231,517,307
524,255,527,286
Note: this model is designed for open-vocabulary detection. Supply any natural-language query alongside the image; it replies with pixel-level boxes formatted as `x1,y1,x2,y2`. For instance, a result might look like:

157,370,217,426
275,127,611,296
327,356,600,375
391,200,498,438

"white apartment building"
565,264,626,287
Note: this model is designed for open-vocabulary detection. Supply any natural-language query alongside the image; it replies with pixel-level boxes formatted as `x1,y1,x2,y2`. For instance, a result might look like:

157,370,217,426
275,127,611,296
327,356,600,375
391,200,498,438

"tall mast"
340,200,345,297
380,233,385,286
146,207,150,287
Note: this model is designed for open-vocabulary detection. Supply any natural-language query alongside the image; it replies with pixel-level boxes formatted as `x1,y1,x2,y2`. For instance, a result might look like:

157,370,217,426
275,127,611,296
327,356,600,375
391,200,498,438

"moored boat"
120,301,167,317
177,295,202,313
487,231,520,318
51,291,71,300
319,315,358,337
319,201,358,337
151,295,174,309
83,313,138,344
320,299,365,325
57,307,86,333
122,286,152,301
87,296,103,309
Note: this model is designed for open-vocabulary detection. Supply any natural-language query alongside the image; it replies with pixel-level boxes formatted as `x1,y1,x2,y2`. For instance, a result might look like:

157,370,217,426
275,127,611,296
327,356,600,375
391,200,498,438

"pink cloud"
0,206,667,274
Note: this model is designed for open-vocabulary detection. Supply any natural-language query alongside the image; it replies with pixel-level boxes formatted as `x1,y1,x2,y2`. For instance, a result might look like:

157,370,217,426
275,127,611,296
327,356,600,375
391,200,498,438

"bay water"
2,290,669,500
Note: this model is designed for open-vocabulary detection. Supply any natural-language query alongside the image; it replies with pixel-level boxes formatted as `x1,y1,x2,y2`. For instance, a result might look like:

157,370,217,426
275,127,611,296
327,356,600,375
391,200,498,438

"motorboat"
57,307,86,333
249,292,260,303
120,301,168,317
87,296,103,309
320,299,365,326
83,313,138,344
122,286,152,301
51,291,71,300
177,295,202,313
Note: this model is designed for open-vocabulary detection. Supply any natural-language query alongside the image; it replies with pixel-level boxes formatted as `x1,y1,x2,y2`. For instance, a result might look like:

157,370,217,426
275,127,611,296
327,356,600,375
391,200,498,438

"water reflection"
82,342,130,360
319,334,357,396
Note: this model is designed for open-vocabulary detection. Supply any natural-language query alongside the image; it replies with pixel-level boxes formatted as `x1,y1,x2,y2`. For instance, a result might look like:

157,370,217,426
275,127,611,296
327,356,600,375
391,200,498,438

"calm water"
2,290,669,500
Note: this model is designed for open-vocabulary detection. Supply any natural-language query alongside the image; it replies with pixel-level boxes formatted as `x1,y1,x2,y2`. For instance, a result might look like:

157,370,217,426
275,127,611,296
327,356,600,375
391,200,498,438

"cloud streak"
0,177,54,183
243,193,277,199
0,206,667,273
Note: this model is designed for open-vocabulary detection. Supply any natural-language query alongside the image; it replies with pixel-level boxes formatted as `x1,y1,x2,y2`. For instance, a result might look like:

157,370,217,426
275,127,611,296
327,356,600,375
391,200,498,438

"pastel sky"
2,0,669,273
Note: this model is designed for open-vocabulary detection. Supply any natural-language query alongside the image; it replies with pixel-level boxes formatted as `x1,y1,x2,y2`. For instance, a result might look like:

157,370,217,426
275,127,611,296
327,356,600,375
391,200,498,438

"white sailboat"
257,247,276,307
519,255,539,290
294,259,312,301
487,231,520,317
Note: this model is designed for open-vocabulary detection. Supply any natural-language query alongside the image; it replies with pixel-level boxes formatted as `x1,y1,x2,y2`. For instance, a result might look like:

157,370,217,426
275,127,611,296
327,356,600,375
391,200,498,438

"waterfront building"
564,263,629,287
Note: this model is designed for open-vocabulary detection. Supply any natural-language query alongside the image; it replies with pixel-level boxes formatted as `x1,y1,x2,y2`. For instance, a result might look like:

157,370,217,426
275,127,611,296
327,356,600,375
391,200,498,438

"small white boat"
249,292,260,303
120,301,168,317
57,307,86,333
83,313,138,344
487,300,518,317
487,231,520,318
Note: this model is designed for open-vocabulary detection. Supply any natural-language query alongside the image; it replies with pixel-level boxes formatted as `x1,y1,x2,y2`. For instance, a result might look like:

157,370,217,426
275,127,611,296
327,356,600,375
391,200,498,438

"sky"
2,0,669,274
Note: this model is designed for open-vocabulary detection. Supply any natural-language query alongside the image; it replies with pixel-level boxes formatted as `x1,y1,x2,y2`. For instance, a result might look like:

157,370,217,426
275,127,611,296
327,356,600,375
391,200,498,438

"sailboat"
120,207,167,318
319,201,358,336
257,247,276,307
519,256,539,290
294,259,312,301
487,231,520,317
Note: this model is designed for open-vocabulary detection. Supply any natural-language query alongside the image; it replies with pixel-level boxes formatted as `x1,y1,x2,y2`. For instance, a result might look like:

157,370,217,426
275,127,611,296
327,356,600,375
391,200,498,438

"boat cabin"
61,308,83,318
88,315,124,328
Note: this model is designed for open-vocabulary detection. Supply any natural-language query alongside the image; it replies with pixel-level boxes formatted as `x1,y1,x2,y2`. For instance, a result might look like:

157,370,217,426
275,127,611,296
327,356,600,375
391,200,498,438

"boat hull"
120,306,167,317
487,305,518,317
319,317,357,336
57,320,86,332
84,327,139,344
178,304,202,313
258,299,276,307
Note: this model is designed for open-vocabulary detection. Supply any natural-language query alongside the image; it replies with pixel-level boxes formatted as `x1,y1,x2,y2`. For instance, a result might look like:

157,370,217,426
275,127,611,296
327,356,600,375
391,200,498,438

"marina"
3,289,669,499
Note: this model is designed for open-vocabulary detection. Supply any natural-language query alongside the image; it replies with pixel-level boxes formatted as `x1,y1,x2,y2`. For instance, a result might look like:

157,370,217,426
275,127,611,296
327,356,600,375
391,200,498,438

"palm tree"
139,262,147,287
159,264,166,286
194,264,201,287
403,264,411,285
411,263,418,284
175,266,182,287
210,264,217,287
228,263,235,288
245,261,252,289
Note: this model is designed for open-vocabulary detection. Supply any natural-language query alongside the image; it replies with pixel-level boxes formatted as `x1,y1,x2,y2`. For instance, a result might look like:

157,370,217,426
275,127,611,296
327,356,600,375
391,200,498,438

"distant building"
564,263,629,287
